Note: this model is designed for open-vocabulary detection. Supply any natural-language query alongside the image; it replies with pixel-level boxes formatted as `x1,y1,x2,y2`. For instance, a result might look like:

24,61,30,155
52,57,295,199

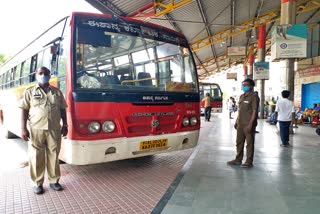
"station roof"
85,0,320,80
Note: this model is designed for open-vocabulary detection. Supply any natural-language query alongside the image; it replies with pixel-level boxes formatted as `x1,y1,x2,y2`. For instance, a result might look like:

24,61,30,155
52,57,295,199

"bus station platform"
1,113,320,214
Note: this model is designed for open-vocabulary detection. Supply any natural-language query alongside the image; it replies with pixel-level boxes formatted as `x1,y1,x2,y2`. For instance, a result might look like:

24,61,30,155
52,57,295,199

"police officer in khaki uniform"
20,66,68,194
227,78,258,168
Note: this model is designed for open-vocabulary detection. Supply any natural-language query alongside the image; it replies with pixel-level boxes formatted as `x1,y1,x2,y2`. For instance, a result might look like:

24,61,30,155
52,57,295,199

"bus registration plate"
139,139,168,150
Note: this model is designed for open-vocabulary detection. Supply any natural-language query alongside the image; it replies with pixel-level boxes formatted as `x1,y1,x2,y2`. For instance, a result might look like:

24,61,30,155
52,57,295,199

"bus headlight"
190,117,197,125
88,121,101,133
102,121,115,133
182,117,189,126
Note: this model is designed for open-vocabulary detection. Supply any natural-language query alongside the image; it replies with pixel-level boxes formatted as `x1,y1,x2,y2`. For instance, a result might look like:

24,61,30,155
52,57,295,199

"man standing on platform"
274,90,295,147
202,93,212,121
20,66,68,194
227,78,258,168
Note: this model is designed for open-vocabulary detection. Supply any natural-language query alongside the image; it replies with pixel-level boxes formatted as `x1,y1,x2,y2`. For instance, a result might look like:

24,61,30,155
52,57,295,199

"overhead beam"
199,22,317,79
127,3,154,17
197,38,272,79
196,0,221,73
190,0,320,52
154,0,193,17
85,0,125,16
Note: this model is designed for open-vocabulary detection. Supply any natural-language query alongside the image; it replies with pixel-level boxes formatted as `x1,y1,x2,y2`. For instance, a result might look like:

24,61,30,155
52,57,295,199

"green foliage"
0,54,7,66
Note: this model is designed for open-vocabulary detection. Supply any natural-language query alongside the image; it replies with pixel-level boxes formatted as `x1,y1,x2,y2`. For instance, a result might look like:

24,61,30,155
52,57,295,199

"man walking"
274,90,295,147
20,67,68,194
202,93,212,121
227,78,258,168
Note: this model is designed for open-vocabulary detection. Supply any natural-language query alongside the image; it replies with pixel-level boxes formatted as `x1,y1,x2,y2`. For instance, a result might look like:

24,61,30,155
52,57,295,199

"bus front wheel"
3,127,17,139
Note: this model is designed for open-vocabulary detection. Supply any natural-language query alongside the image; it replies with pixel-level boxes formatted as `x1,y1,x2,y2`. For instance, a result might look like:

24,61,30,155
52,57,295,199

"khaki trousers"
235,125,255,164
29,129,61,186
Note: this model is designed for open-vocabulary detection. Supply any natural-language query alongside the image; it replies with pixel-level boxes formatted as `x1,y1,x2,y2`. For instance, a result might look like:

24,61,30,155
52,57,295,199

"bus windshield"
200,84,222,101
74,24,198,93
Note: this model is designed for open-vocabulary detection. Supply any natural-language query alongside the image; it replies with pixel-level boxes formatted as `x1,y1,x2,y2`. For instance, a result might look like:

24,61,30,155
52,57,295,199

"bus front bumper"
60,130,199,165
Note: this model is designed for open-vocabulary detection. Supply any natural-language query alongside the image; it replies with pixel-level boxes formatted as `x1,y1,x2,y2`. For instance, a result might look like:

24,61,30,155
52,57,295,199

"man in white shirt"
275,90,295,147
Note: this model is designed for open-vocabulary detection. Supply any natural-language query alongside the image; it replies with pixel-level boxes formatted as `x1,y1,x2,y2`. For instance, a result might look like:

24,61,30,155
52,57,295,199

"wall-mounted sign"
298,65,320,78
227,46,246,57
271,24,307,60
254,62,269,80
226,72,237,80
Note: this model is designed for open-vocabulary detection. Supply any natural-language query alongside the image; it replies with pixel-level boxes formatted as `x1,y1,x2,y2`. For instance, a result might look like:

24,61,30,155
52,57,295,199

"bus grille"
125,115,178,135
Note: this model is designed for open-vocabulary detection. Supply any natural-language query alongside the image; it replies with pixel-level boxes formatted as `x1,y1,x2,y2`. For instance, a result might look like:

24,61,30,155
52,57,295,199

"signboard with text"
227,46,246,57
254,62,269,80
298,65,320,78
271,24,307,60
226,72,237,80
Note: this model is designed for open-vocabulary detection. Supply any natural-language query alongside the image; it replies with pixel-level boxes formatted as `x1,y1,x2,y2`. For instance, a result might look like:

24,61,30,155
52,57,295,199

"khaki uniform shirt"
202,96,211,108
238,92,258,126
19,85,67,130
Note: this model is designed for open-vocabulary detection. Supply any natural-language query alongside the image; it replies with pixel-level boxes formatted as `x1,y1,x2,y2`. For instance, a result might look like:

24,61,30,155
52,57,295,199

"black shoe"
227,160,242,166
241,163,253,168
50,183,63,191
33,185,44,194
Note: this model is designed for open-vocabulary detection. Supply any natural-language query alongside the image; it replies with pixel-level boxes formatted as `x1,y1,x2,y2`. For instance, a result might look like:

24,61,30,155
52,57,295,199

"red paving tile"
0,149,193,213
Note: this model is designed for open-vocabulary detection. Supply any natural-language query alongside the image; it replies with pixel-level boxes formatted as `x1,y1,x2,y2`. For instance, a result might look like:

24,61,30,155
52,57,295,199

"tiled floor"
1,113,320,214
161,114,320,214
0,132,193,214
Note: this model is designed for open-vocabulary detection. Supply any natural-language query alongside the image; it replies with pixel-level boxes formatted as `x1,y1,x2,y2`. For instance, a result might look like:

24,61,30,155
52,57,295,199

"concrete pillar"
280,0,296,133
257,25,266,119
280,0,296,100
243,65,248,78
248,49,254,79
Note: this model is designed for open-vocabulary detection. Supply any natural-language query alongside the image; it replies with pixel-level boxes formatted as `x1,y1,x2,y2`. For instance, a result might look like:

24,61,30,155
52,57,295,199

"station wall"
295,56,320,109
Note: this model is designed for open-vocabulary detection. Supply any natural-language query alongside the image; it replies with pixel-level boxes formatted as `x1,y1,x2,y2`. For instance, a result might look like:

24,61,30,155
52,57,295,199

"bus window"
135,65,144,74
170,57,182,82
14,64,22,86
21,59,31,85
114,55,129,66
184,55,196,83
5,71,10,88
157,43,179,58
75,27,197,92
10,68,16,88
158,60,171,86
0,74,3,89
57,34,70,76
42,48,52,71
30,54,38,82
37,51,44,69
132,49,154,64
145,63,156,83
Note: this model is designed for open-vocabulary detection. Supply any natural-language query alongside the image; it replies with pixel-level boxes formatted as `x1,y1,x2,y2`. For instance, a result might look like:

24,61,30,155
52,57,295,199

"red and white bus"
199,82,223,114
0,12,200,165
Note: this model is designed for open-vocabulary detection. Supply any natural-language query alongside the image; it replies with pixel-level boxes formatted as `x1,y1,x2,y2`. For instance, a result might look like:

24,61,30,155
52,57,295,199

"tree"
0,54,7,66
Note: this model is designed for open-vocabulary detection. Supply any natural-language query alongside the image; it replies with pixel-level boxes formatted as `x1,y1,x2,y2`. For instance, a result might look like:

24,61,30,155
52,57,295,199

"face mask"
242,86,250,92
36,74,50,84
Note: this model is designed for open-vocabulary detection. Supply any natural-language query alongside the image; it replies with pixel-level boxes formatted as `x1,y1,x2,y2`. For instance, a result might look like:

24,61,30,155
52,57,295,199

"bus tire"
4,129,17,139
59,159,66,164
